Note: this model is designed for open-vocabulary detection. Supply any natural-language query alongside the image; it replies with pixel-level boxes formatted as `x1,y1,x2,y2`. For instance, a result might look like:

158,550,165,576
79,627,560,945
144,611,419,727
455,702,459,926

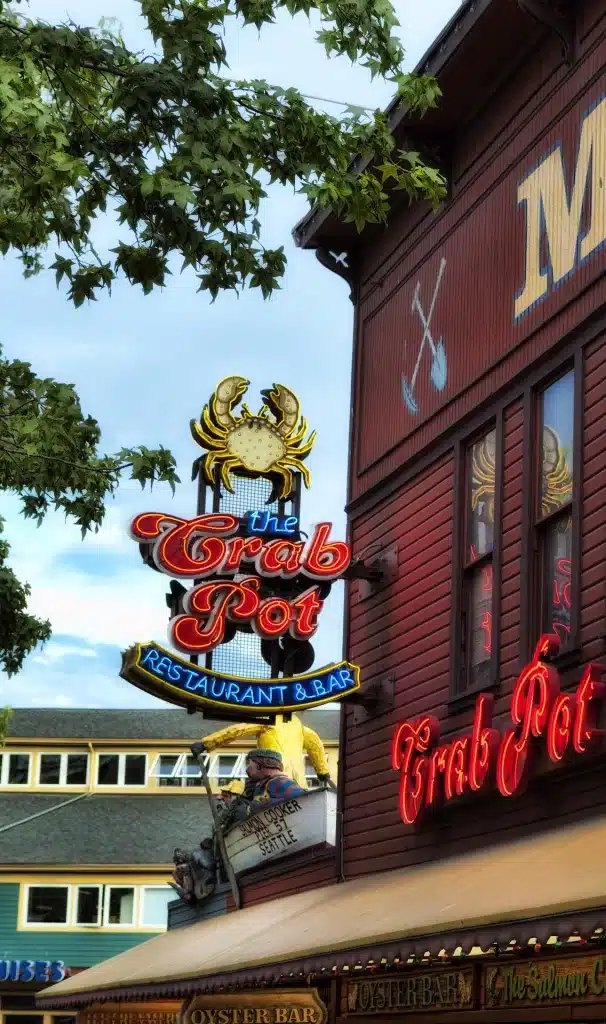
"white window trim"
23,883,71,927
103,884,137,927
74,883,102,927
149,752,207,788
213,753,240,784
0,750,32,787
139,884,173,929
96,752,148,787
38,752,90,787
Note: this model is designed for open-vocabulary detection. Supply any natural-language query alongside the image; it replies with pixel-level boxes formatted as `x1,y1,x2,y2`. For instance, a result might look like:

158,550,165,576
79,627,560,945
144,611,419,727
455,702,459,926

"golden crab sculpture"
190,376,316,500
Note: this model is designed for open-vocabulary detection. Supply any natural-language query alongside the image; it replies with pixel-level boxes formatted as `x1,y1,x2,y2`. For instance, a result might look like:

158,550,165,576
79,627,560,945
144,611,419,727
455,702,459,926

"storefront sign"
79,1002,180,1024
225,788,336,874
392,634,605,824
342,969,475,1014
0,959,65,983
484,955,606,1008
120,641,359,712
183,990,327,1024
130,512,351,654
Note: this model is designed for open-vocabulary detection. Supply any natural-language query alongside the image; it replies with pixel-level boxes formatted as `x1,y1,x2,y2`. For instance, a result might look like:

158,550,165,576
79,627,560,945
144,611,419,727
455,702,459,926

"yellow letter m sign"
515,95,606,321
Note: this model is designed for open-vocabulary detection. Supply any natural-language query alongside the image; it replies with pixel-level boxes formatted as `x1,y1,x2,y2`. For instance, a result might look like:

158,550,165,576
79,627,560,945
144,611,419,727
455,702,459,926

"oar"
190,743,241,910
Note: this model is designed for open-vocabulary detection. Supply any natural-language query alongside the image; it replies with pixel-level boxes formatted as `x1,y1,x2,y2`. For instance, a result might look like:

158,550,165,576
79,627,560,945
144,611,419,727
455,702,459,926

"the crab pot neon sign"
391,635,605,826
130,512,351,655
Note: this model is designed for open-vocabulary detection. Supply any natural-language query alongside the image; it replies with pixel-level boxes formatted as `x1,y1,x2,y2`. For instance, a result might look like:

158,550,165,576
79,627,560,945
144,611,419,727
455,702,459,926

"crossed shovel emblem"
401,257,448,415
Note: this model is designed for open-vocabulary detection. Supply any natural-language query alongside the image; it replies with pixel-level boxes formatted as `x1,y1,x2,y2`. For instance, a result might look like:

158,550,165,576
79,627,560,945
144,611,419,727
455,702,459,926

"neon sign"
120,641,360,713
131,512,351,655
248,511,299,535
131,513,349,580
391,634,605,825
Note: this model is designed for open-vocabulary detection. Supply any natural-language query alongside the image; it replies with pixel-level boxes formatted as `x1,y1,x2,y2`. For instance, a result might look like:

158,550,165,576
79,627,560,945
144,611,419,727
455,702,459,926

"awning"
39,814,606,1007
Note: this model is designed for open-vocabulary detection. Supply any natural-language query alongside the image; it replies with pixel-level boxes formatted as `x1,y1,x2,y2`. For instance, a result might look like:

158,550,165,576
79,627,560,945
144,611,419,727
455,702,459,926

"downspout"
88,742,94,791
337,263,360,885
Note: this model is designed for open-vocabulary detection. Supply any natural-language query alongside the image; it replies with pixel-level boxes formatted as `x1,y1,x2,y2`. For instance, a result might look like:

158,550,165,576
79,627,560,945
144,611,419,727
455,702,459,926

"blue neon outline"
127,641,360,713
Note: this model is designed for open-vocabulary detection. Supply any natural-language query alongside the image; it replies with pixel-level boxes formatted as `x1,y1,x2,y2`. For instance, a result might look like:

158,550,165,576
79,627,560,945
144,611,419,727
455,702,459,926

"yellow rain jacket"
202,713,330,789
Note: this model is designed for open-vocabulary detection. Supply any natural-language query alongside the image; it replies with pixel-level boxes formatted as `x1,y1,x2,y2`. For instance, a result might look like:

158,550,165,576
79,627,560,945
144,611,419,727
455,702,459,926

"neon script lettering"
131,513,350,581
170,577,324,654
391,635,605,825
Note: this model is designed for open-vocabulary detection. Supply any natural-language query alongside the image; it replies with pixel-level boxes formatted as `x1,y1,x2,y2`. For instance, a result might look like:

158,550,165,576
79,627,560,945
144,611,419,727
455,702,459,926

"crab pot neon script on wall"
391,634,606,826
130,512,351,655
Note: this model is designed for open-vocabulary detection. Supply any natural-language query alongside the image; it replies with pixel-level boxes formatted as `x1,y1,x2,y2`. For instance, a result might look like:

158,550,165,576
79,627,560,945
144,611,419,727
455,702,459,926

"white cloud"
32,644,99,665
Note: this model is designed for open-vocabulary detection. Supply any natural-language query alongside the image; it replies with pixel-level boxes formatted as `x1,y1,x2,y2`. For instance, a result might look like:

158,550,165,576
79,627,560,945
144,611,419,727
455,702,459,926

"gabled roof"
7,708,340,742
0,792,213,865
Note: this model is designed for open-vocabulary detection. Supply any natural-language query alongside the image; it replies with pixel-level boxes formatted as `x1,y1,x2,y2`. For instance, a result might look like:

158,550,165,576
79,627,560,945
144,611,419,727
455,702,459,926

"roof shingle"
7,707,340,742
0,793,213,864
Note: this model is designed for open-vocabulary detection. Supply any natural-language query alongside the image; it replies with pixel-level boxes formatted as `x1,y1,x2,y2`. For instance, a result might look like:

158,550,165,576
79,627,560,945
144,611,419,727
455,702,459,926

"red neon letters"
170,579,324,654
130,513,351,581
391,635,605,825
131,512,349,655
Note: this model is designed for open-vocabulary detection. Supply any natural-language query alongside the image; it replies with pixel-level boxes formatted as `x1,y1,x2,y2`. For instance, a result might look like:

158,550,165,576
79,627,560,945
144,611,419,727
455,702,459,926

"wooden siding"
342,332,606,877
234,856,337,909
0,884,159,967
349,8,606,503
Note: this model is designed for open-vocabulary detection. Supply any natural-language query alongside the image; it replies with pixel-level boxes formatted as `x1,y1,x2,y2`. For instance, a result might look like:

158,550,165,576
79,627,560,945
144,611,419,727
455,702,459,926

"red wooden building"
296,0,606,875
36,3,606,1024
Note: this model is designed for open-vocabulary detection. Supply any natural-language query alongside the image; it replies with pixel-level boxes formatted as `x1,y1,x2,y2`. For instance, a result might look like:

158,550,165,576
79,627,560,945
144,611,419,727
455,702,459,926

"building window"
97,753,147,786
214,755,238,787
105,886,135,926
22,883,170,930
536,370,574,651
25,886,69,925
140,886,173,928
0,752,31,787
304,758,321,789
75,885,101,926
154,753,203,788
182,755,203,787
457,428,497,692
38,753,89,786
156,754,181,787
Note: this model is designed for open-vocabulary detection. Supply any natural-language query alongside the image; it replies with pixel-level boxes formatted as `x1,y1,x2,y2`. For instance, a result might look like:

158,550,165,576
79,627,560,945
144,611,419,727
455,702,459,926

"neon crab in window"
190,376,316,501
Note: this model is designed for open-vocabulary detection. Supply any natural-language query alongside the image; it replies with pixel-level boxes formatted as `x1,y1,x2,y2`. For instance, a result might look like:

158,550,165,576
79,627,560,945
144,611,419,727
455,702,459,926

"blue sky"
0,0,460,709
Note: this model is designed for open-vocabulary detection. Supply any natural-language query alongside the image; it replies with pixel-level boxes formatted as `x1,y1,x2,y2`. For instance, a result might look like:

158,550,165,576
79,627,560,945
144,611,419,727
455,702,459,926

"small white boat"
224,788,337,876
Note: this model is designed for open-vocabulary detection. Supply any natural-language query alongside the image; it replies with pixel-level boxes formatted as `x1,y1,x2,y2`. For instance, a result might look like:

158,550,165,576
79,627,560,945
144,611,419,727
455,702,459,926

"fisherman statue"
170,733,318,907
170,838,216,904
195,712,332,789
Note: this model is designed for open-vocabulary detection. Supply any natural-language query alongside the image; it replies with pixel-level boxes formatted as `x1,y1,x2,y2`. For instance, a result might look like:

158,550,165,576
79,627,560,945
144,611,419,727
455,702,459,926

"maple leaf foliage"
0,0,445,675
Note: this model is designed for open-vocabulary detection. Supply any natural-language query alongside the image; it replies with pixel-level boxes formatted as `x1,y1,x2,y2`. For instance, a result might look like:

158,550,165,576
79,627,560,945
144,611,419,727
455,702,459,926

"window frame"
96,752,148,788
74,883,103,927
522,355,582,663
103,884,137,928
23,883,71,927
139,884,173,929
450,413,504,703
37,752,90,788
0,751,32,787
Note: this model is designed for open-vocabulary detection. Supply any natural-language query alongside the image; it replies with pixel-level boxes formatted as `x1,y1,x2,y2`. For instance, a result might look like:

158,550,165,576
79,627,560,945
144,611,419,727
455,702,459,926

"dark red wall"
349,6,606,502
342,2,606,878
